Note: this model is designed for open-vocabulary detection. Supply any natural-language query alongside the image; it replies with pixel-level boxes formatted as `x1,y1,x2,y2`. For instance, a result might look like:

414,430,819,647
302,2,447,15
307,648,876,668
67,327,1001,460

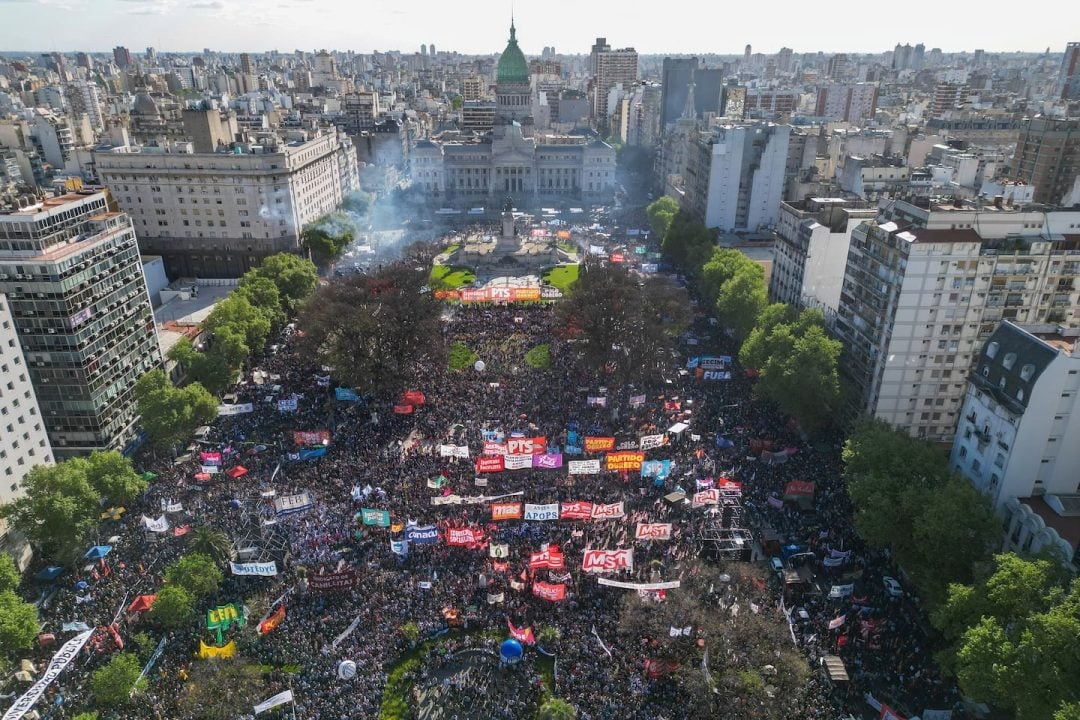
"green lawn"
557,241,577,254
448,341,479,371
430,264,475,289
524,344,552,370
542,264,580,293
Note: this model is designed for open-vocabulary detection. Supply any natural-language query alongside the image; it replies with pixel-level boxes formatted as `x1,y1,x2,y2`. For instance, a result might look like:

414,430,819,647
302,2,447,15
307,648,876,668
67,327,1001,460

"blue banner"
406,525,439,544
564,445,583,456
715,435,735,449
335,388,360,402
641,460,672,480
390,540,409,556
298,446,328,461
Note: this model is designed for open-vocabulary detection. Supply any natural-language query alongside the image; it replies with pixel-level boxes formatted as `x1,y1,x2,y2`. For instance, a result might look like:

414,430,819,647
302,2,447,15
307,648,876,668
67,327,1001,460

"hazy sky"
0,0,1074,56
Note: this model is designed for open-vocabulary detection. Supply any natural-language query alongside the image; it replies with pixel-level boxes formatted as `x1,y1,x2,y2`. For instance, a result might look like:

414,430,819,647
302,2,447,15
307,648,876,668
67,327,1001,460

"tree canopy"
235,275,286,331
557,263,690,386
85,450,147,505
660,210,714,275
298,264,446,398
0,590,40,655
134,369,218,449
0,553,20,593
932,554,1080,719
646,196,679,241
167,337,234,396
150,585,194,629
739,307,841,434
302,212,356,266
243,253,318,310
843,418,1001,604
165,552,223,599
0,460,101,559
91,652,146,707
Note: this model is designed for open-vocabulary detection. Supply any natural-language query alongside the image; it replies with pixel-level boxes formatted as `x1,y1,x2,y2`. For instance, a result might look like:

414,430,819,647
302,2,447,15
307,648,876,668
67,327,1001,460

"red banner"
560,501,593,520
460,289,488,303
433,289,460,300
308,571,356,591
491,502,522,521
475,455,505,473
784,480,816,498
582,549,634,574
528,548,565,570
584,436,616,453
292,430,330,446
507,619,536,645
716,479,743,493
403,390,426,405
483,441,508,456
645,658,680,678
456,287,546,303
446,527,485,546
606,451,645,471
507,436,547,455
258,604,286,635
393,404,414,415
532,582,566,602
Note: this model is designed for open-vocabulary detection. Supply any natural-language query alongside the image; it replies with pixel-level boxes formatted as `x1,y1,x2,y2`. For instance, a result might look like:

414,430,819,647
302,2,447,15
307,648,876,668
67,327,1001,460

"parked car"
883,576,904,598
770,557,784,575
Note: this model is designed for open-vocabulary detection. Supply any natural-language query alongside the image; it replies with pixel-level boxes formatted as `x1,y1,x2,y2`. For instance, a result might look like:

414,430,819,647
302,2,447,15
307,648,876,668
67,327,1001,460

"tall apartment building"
769,198,877,313
660,58,698,128
66,80,104,132
814,83,879,125
0,192,161,458
929,83,969,118
592,48,638,131
462,77,486,102
112,46,133,69
834,199,1080,441
239,53,254,75
681,122,789,232
1010,117,1080,206
0,293,53,567
743,89,798,120
950,322,1080,567
1055,42,1080,101
95,127,359,278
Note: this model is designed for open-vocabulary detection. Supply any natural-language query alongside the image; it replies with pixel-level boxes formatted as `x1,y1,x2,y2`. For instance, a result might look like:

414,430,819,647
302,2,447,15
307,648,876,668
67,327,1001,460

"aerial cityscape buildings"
0,17,1078,720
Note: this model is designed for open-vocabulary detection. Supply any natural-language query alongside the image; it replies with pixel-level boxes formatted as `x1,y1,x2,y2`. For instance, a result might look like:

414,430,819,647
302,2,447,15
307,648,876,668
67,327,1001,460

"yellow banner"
198,640,237,659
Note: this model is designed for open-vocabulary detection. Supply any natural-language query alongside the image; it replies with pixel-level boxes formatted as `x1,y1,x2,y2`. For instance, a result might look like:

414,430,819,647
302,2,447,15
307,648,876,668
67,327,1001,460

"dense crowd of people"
16,296,963,720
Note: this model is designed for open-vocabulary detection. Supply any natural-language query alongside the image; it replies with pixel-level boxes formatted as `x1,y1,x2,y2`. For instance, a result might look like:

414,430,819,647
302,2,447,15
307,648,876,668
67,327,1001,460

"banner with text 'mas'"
491,502,522,521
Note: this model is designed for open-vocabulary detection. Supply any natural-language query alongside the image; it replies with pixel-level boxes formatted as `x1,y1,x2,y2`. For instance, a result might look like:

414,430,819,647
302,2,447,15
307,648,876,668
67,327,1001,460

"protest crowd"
11,295,962,720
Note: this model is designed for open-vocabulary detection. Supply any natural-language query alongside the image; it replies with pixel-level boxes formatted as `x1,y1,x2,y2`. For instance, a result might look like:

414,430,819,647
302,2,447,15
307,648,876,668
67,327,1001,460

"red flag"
507,618,536,646
259,604,286,635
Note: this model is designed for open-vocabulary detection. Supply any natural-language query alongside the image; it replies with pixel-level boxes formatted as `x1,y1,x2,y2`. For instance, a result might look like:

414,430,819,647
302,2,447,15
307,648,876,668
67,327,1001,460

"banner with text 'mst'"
582,549,634,574
635,523,673,540
590,501,625,520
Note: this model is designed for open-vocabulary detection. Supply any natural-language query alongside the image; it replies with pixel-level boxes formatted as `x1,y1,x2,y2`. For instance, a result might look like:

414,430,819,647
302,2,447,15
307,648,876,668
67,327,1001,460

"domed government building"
410,20,616,207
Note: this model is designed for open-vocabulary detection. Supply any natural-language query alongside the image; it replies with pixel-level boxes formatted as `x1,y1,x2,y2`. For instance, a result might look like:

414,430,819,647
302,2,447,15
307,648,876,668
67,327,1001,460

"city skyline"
0,0,1076,56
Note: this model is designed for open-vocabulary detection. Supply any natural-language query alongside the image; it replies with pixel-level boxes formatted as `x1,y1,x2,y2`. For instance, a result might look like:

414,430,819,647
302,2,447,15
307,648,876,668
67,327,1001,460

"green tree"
1055,704,1080,720
557,264,690,386
714,265,767,342
91,652,146,707
150,585,194,629
72,713,99,720
168,338,235,396
299,264,446,398
134,370,218,449
0,461,100,558
85,450,146,505
538,698,578,720
204,294,271,356
0,590,40,654
245,253,318,310
0,553,20,593
661,210,714,274
187,526,232,565
303,212,355,266
698,248,763,306
341,191,371,216
235,275,286,331
646,196,679,240
165,552,223,599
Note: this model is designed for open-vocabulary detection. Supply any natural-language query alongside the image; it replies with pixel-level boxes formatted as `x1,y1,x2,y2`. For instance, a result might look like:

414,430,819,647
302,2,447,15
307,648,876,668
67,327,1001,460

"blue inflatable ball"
500,639,524,662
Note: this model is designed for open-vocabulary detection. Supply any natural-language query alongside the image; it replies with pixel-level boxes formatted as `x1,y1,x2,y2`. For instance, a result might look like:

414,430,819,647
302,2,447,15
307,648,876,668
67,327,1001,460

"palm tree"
538,698,577,720
188,526,232,565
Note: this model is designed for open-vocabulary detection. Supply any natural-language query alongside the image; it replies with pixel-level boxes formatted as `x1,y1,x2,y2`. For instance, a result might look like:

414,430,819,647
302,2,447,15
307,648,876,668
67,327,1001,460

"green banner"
361,508,391,527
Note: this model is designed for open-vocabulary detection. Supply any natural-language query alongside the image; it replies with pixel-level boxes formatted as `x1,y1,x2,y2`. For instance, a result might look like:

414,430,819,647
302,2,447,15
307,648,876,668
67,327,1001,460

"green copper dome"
496,21,529,85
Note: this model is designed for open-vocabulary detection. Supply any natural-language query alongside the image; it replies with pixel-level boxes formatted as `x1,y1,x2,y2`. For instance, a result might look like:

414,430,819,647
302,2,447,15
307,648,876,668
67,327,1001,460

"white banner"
277,397,298,412
165,502,183,513
431,495,463,506
274,492,313,515
639,434,665,450
254,689,294,715
590,502,625,520
596,578,681,590
524,503,559,521
217,403,254,416
568,459,601,475
504,454,533,470
582,549,634,574
2,629,94,720
200,465,220,475
439,445,470,458
634,523,672,540
140,514,169,532
230,561,278,577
